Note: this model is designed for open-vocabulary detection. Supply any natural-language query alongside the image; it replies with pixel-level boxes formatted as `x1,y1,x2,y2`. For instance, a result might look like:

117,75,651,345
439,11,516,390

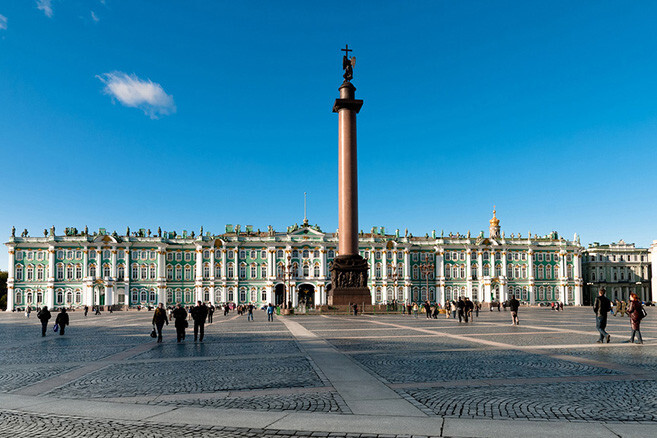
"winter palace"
5,211,588,311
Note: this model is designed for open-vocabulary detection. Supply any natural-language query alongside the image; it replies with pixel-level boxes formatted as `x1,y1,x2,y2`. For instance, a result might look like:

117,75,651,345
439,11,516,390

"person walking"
424,301,431,319
593,288,612,343
626,293,644,344
224,303,229,316
37,306,51,337
26,306,31,318
508,295,520,326
352,303,359,316
94,305,101,316
191,301,209,342
412,302,419,318
84,305,89,317
152,303,168,343
475,301,480,318
445,301,451,319
451,300,457,320
208,304,214,323
457,298,465,323
55,308,69,335
267,303,275,321
465,298,474,323
172,303,188,342
247,302,255,322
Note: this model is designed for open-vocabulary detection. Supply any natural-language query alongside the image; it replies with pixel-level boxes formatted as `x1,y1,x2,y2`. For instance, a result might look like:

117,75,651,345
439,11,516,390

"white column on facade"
466,250,472,298
7,247,15,311
195,245,203,302
111,247,117,278
158,249,166,279
266,284,273,305
403,283,411,304
528,249,535,304
500,251,508,302
210,248,216,281
234,247,239,280
404,249,411,279
320,249,327,278
46,285,54,309
221,249,227,278
436,250,444,280
382,250,388,280
48,246,55,281
83,248,89,279
477,252,483,279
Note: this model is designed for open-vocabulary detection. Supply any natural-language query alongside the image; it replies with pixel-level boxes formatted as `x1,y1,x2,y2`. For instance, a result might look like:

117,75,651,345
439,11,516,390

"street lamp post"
283,255,294,314
419,262,433,304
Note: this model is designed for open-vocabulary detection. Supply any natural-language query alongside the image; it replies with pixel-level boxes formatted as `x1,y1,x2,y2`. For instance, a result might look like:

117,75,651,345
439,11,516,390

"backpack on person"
641,307,647,319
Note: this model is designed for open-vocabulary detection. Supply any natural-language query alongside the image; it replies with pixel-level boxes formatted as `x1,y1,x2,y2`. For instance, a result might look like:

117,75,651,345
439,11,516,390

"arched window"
239,287,247,303
429,287,435,301
460,266,466,279
166,288,173,304
149,289,156,302
483,264,490,277
215,263,221,277
203,263,210,278
56,264,64,280
302,250,309,258
521,265,527,279
239,264,246,279
227,288,234,302
277,263,284,277
397,287,404,301
472,287,478,301
250,264,257,278
261,264,267,278
292,249,299,258
445,286,452,301
184,289,192,303
483,252,489,261
412,265,418,279
292,262,299,277
495,265,502,277
175,289,182,303
375,287,382,302
175,265,182,280
36,265,44,281
149,264,156,279
131,289,138,303
514,266,520,279
567,265,573,279
328,250,335,258
227,263,234,278
302,264,310,277
131,264,138,280
397,264,403,276
375,263,382,278
15,290,22,304
412,287,419,302
140,289,148,302
16,265,23,281
204,288,210,302
56,289,63,304
313,250,319,258
166,265,173,280
26,265,34,281
103,264,111,278
314,263,320,278
184,265,192,280
277,250,284,258
471,264,478,280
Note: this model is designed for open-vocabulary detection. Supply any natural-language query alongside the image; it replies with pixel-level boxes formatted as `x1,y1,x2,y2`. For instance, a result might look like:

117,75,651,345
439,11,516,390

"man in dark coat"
55,308,70,335
208,304,214,323
457,298,466,323
191,301,208,342
593,288,612,343
37,306,51,337
172,303,188,342
464,297,474,323
508,295,520,326
152,303,168,343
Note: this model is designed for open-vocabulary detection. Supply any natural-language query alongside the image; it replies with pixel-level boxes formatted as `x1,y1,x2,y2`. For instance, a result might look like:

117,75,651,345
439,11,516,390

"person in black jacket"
37,306,51,337
191,301,208,342
457,298,466,323
508,295,520,326
172,303,188,343
593,288,612,343
55,308,70,335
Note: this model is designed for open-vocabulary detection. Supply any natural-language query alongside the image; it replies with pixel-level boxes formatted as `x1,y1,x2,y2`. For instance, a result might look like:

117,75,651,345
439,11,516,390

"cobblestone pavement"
0,410,418,438
2,307,657,436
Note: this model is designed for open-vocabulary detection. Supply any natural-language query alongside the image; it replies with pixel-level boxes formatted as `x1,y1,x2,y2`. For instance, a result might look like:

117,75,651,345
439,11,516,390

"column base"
328,255,371,306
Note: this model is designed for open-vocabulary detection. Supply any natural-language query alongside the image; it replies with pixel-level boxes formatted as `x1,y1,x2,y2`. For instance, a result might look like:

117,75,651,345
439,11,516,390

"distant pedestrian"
406,303,412,315
508,295,520,325
465,298,474,323
25,306,31,318
457,298,465,323
55,308,69,335
172,303,187,342
208,305,214,323
224,304,230,316
247,303,255,322
353,303,359,316
559,302,563,311
412,302,419,318
593,288,612,344
267,303,275,321
626,293,644,344
432,304,439,319
191,301,209,342
475,301,480,318
152,303,168,343
425,301,431,319
445,301,451,319
451,300,457,319
84,305,88,317
95,305,101,316
37,306,51,337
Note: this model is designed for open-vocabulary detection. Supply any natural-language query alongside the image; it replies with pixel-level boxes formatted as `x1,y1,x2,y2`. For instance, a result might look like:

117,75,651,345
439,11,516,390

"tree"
0,271,7,310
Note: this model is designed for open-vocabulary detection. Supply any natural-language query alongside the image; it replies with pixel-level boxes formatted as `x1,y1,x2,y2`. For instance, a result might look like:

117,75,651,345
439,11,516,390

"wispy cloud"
37,0,53,18
91,11,99,22
97,71,176,118
0,14,7,30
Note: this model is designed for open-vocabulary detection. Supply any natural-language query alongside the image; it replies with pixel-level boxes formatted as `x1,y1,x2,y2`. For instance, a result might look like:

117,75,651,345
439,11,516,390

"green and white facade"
5,212,585,311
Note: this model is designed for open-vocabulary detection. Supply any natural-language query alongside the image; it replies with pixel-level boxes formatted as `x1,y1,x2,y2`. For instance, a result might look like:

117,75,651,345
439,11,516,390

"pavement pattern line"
12,315,241,396
279,317,428,417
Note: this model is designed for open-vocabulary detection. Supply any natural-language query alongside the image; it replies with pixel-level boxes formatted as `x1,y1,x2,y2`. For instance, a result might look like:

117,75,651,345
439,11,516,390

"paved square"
1,307,656,437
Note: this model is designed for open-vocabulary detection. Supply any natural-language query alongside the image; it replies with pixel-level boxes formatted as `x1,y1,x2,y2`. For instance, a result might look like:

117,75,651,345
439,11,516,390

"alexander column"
328,45,371,307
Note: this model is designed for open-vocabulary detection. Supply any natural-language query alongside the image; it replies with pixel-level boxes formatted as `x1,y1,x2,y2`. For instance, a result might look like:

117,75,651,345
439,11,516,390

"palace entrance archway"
298,284,315,307
274,284,285,306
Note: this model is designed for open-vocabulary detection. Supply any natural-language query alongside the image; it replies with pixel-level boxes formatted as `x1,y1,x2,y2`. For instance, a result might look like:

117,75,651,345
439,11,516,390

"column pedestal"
328,255,370,306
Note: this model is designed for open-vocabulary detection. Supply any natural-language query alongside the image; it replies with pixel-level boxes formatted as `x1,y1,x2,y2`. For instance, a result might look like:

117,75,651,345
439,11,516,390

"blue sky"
1,1,656,268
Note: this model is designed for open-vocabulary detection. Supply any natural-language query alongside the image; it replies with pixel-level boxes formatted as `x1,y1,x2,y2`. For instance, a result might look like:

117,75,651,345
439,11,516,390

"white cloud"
37,0,53,18
0,14,7,30
91,11,99,22
97,71,176,118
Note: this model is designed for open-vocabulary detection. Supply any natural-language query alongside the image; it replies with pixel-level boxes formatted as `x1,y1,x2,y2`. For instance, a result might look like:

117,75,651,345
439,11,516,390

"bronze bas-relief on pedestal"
328,255,370,306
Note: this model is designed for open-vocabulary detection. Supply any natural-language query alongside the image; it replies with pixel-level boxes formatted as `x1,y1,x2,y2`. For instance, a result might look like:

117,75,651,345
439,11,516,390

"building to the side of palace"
4,211,595,311
581,240,653,305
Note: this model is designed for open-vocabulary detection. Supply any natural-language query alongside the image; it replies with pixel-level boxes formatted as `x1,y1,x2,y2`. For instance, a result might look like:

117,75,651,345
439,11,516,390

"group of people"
152,301,210,343
34,306,70,337
594,288,646,344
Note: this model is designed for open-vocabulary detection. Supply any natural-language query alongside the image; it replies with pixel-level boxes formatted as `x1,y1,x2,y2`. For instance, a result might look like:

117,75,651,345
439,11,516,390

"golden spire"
489,205,500,227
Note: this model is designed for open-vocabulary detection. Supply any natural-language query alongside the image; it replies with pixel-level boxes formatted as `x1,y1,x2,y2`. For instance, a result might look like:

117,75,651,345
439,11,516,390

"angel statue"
341,44,356,81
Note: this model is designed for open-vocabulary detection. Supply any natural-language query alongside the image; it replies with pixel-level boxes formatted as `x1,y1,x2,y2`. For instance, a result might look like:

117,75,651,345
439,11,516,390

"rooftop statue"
341,44,356,81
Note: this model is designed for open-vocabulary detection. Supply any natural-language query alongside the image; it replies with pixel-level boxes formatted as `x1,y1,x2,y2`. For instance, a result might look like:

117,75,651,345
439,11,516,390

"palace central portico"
5,211,584,311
